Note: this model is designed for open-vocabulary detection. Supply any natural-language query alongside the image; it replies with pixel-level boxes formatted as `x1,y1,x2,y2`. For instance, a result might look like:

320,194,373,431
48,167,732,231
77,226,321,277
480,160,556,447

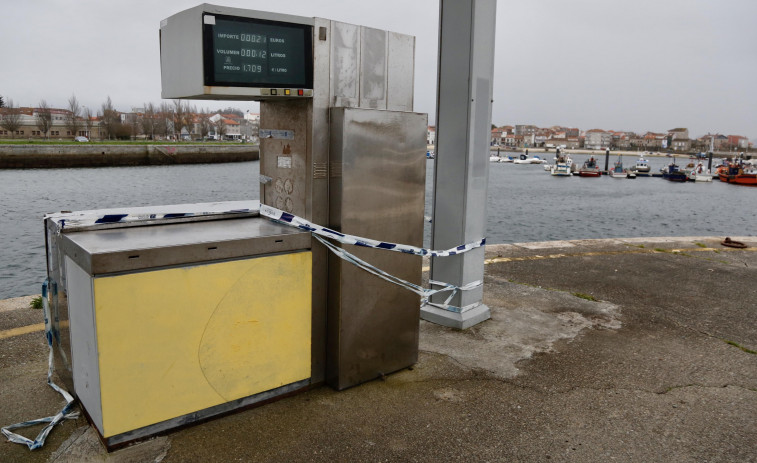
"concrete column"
421,0,496,329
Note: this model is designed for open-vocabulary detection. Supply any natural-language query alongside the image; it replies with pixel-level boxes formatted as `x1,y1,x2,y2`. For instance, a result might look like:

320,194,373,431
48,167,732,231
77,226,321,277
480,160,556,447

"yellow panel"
93,252,311,437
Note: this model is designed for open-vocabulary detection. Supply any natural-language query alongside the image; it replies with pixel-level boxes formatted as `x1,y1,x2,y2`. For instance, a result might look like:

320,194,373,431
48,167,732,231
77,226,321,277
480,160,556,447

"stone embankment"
0,144,259,168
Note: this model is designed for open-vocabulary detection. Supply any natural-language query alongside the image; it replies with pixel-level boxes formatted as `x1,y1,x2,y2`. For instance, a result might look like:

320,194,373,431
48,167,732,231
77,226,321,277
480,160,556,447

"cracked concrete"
1,236,755,462
419,278,622,379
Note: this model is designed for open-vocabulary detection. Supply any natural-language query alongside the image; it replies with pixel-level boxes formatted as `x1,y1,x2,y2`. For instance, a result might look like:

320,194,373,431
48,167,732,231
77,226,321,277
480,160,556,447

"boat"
608,157,628,178
719,161,757,186
661,161,688,182
550,151,573,176
530,155,547,164
630,154,651,174
490,154,513,163
713,160,729,180
687,161,712,182
426,151,435,159
578,156,601,177
513,154,547,164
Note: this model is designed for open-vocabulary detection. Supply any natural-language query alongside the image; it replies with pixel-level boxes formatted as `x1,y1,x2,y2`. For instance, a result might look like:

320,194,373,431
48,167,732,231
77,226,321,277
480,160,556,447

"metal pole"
708,151,713,171
422,0,496,329
605,148,610,173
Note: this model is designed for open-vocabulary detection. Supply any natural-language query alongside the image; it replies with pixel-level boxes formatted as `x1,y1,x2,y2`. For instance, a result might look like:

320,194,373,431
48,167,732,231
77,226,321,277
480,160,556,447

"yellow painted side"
93,252,311,437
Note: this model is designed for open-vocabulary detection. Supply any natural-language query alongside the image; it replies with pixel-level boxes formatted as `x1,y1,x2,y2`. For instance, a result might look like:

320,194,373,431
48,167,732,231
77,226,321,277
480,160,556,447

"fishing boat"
550,151,573,176
687,161,712,182
609,157,627,178
578,156,601,177
630,153,651,174
661,161,688,182
719,161,757,186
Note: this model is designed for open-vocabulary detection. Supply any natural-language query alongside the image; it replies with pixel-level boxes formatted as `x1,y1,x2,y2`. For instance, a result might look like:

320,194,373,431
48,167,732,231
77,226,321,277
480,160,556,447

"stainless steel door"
327,107,427,390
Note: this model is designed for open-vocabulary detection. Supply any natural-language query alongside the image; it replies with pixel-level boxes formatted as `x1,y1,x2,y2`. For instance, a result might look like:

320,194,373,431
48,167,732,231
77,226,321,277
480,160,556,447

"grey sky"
1,0,754,139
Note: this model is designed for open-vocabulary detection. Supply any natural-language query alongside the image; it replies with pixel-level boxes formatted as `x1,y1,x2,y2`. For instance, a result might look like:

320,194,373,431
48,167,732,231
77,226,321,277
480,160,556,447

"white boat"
687,162,713,182
489,154,512,163
513,154,547,164
550,152,573,176
631,154,651,173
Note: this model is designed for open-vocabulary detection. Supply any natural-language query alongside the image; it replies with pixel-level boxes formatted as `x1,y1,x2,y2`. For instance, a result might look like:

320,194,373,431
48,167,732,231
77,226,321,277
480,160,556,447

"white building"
584,129,612,150
427,126,436,145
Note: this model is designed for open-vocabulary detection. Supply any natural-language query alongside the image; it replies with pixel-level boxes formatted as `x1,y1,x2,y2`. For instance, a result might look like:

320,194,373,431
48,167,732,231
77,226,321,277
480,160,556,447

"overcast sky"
1,0,755,139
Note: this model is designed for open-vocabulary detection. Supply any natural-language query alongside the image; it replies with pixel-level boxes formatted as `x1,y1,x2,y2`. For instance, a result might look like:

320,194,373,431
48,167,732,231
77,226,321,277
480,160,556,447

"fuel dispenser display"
45,4,427,448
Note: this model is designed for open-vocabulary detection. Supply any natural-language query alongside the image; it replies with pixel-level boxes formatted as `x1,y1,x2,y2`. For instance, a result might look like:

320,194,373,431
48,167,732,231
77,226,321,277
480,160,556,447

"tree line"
0,93,248,140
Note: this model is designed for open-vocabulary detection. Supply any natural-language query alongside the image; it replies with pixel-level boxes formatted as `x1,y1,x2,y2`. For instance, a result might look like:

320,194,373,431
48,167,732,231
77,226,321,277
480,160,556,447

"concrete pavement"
1,236,755,462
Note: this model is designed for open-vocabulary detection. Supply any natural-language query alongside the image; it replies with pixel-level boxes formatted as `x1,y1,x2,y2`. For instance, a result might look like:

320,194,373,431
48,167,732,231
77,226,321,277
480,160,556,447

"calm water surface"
1,155,754,299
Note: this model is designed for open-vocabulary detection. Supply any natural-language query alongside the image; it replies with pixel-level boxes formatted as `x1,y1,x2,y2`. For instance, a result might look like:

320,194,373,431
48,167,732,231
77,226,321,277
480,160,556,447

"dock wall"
0,144,259,168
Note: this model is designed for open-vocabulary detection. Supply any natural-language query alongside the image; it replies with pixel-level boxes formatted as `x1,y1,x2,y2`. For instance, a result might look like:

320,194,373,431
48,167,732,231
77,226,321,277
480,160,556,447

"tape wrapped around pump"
1,280,79,450
313,235,481,312
259,205,486,257
260,205,485,312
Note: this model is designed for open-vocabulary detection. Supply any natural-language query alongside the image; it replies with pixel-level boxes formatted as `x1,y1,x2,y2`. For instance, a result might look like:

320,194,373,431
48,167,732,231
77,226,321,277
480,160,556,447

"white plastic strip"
260,205,486,257
45,200,260,234
1,280,79,450
313,235,481,313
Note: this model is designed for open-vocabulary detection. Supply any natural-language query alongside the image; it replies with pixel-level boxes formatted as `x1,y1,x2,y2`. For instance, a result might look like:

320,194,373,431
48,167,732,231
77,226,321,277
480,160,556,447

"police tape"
1,280,79,450
259,205,486,257
260,205,485,311
313,235,481,311
51,208,256,232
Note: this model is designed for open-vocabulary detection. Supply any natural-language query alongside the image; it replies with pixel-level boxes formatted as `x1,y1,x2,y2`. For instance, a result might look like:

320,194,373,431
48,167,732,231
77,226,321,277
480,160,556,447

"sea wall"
0,144,259,168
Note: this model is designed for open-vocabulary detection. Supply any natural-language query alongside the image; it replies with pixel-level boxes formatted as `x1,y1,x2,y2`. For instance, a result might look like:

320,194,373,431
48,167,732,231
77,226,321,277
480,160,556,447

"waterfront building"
514,124,538,137
0,106,98,140
585,129,612,150
490,127,504,146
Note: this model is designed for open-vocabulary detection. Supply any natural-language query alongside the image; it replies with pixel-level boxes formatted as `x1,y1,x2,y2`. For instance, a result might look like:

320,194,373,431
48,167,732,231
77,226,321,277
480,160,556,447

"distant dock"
0,144,259,168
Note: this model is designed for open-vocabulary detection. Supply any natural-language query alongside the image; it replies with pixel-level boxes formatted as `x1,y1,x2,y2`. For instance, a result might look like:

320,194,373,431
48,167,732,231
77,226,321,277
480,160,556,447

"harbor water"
1,154,754,299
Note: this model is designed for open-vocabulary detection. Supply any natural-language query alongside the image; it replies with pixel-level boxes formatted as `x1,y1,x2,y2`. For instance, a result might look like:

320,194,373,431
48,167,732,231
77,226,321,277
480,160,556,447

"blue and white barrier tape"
54,208,256,231
260,205,485,311
260,205,486,257
314,235,481,311
1,280,79,450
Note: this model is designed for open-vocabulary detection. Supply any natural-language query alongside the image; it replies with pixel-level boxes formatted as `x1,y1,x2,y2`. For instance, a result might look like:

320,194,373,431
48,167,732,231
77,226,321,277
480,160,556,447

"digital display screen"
203,14,313,89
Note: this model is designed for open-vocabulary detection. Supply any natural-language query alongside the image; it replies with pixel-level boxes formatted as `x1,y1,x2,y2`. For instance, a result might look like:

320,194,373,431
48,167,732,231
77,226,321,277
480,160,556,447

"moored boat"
719,161,757,186
661,161,688,182
609,157,627,178
630,154,651,174
578,156,601,177
514,154,547,164
687,161,712,182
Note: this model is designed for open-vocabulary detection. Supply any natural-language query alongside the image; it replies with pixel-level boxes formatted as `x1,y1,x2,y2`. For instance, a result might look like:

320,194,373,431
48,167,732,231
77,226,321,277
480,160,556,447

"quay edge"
0,144,259,168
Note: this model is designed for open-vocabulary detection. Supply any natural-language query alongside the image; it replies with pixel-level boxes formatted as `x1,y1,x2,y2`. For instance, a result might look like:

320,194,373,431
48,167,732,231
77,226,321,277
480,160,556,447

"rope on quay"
2,279,79,450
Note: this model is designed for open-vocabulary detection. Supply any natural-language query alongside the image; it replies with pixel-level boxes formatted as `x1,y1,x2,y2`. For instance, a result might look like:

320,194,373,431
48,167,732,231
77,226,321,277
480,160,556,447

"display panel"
203,13,313,89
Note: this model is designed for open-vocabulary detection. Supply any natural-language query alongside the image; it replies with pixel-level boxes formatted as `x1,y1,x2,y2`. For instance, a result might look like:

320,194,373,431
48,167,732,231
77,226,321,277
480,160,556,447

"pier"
2,236,755,462
0,144,259,168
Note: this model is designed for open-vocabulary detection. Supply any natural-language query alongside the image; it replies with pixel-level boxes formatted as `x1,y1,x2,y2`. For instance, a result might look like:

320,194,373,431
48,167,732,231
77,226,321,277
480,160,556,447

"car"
74,136,89,142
